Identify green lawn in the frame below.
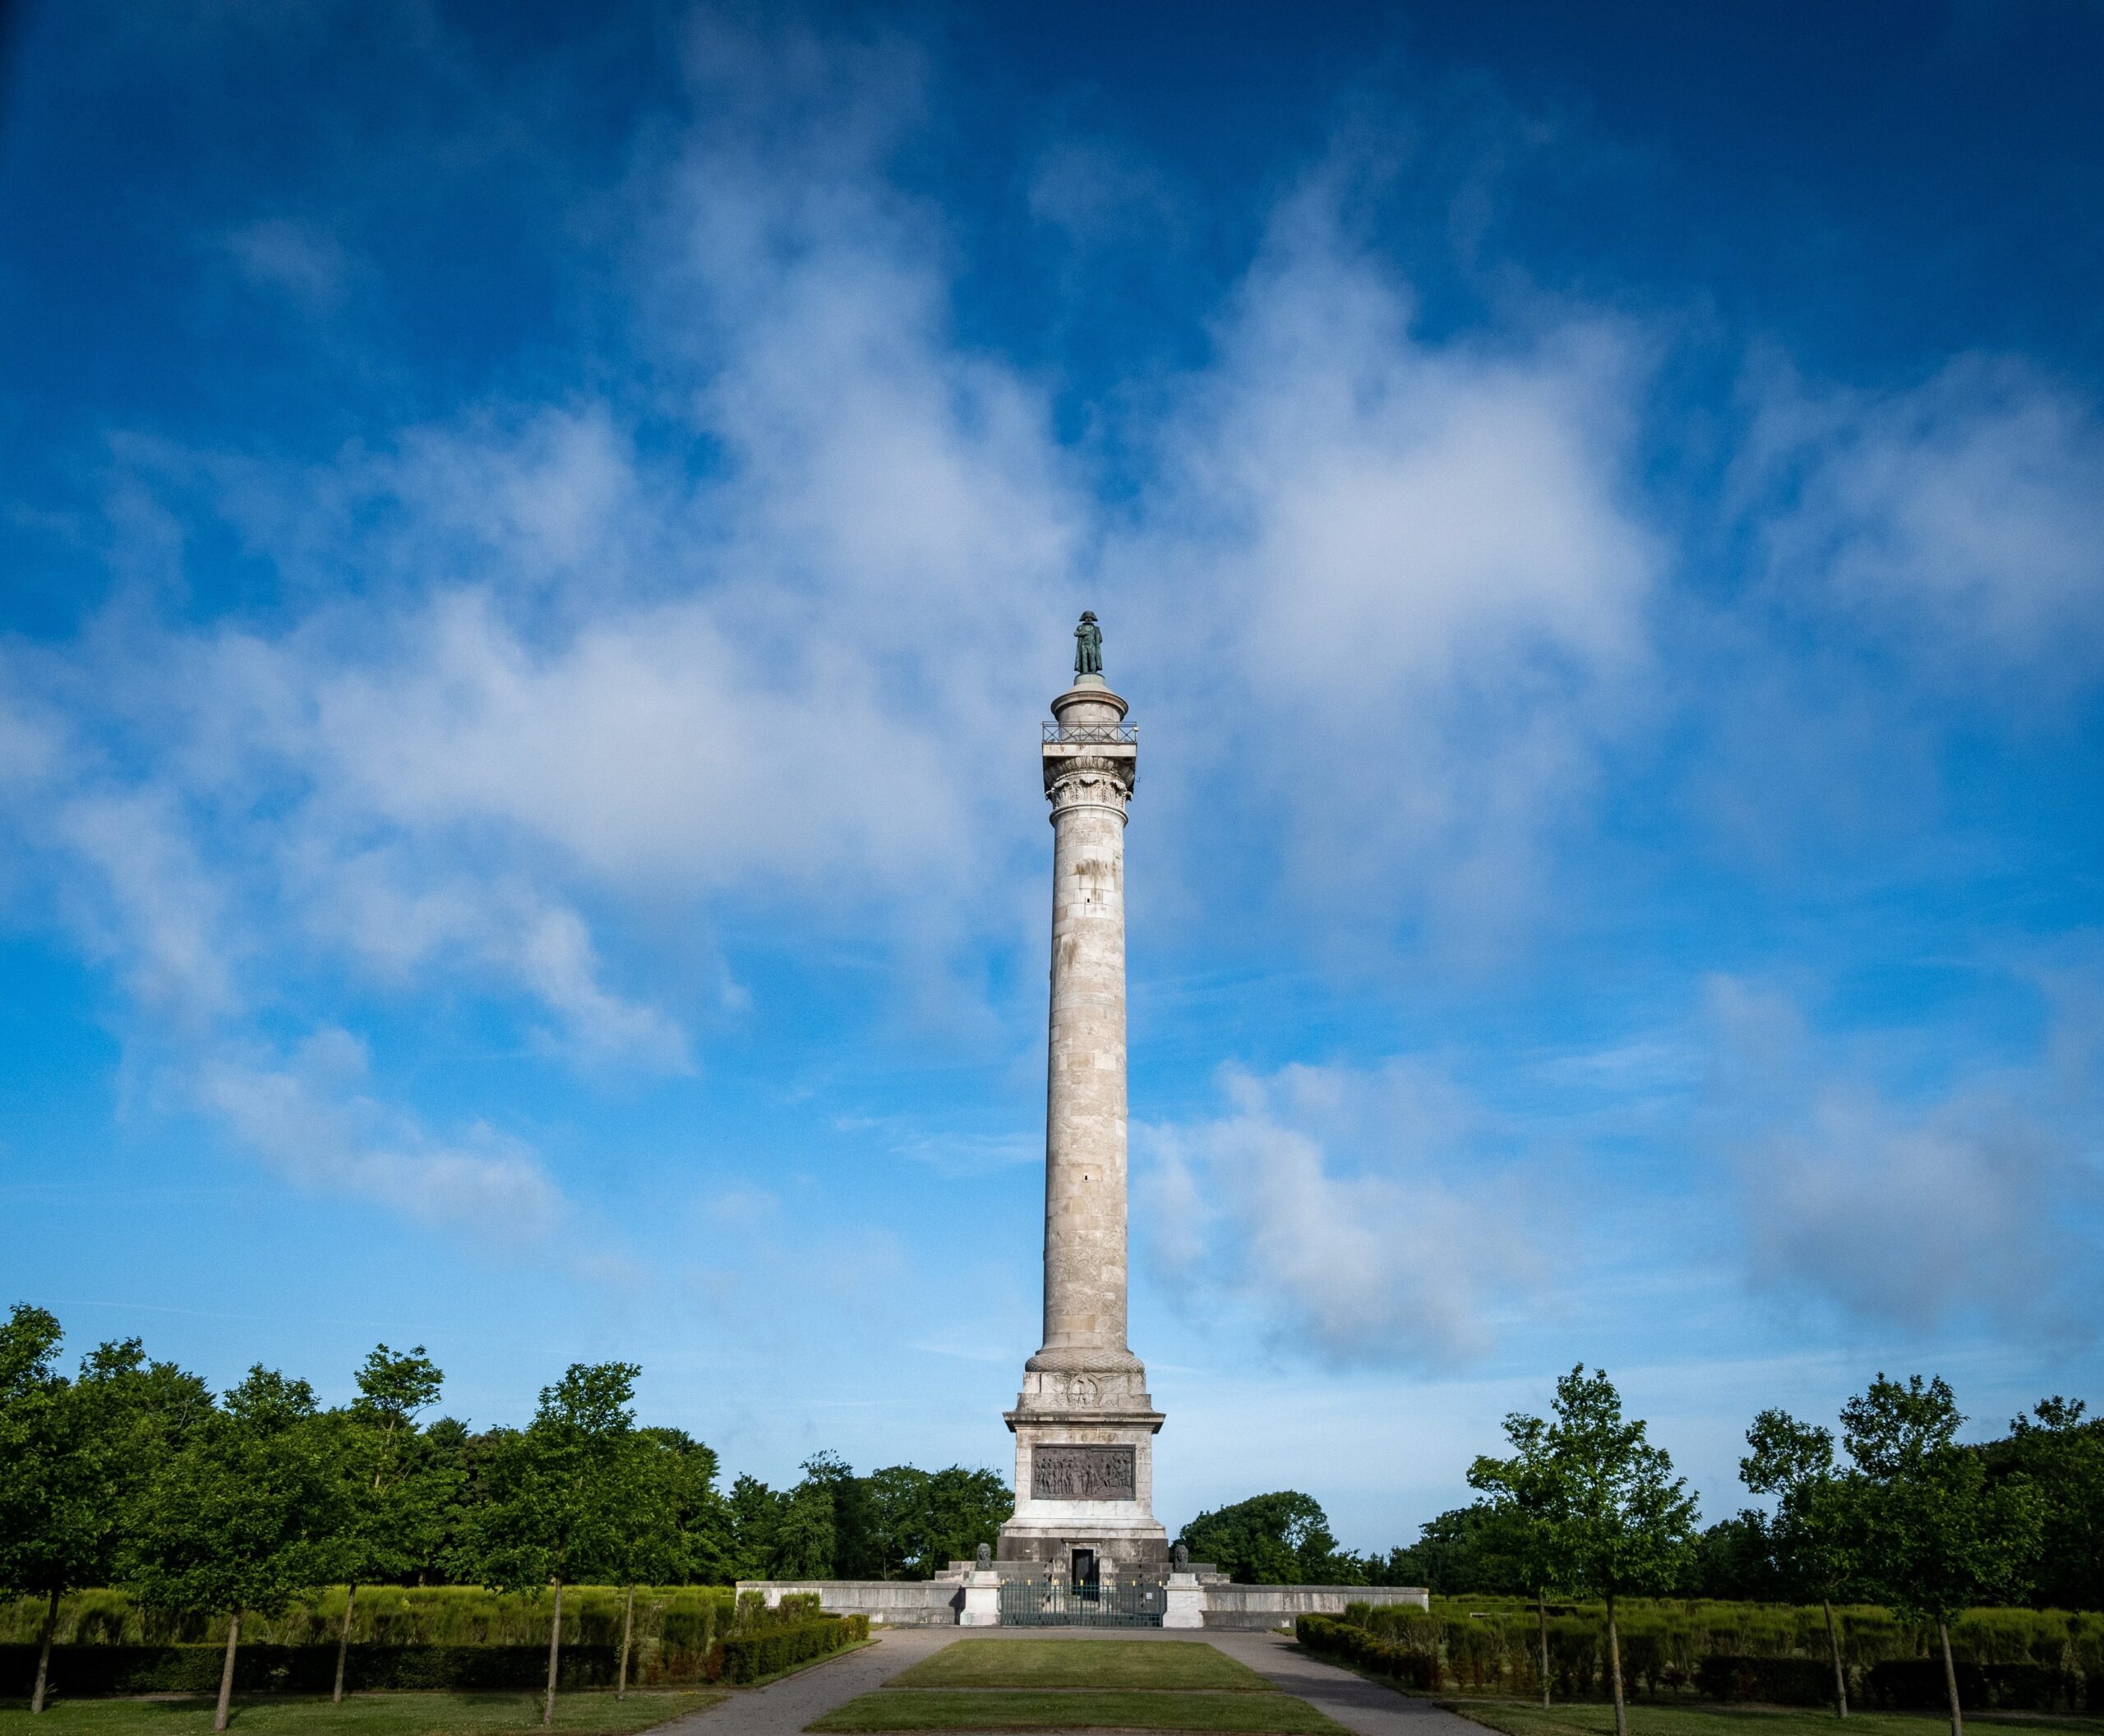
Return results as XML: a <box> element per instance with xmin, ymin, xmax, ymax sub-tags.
<box><xmin>886</xmin><ymin>1641</ymin><xmax>1276</xmax><ymax>1692</ymax></box>
<box><xmin>809</xmin><ymin>1689</ymin><xmax>1345</xmax><ymax>1734</ymax></box>
<box><xmin>1442</xmin><ymin>1701</ymin><xmax>2104</xmax><ymax>1736</ymax></box>
<box><xmin>0</xmin><ymin>1692</ymin><xmax>722</xmax><ymax>1736</ymax></box>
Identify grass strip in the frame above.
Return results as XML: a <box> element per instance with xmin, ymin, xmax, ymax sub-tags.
<box><xmin>0</xmin><ymin>1691</ymin><xmax>722</xmax><ymax>1736</ymax></box>
<box><xmin>888</xmin><ymin>1642</ymin><xmax>1276</xmax><ymax>1692</ymax></box>
<box><xmin>810</xmin><ymin>1689</ymin><xmax>1346</xmax><ymax>1733</ymax></box>
<box><xmin>1440</xmin><ymin>1701</ymin><xmax>2104</xmax><ymax>1736</ymax></box>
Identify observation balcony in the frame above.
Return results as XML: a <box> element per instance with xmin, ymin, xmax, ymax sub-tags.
<box><xmin>1043</xmin><ymin>723</ymin><xmax>1139</xmax><ymax>745</ymax></box>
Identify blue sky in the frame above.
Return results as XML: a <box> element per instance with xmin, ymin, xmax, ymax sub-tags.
<box><xmin>2</xmin><ymin>0</ymin><xmax>2102</xmax><ymax>1551</ymax></box>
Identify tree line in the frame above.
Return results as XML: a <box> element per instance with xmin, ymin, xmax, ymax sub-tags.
<box><xmin>1185</xmin><ymin>1367</ymin><xmax>2095</xmax><ymax>1736</ymax></box>
<box><xmin>0</xmin><ymin>1307</ymin><xmax>1008</xmax><ymax>1729</ymax></box>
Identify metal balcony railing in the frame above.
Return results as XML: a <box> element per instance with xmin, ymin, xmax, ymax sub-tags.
<box><xmin>1043</xmin><ymin>723</ymin><xmax>1138</xmax><ymax>745</ymax></box>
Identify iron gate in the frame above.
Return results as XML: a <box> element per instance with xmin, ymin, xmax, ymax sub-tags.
<box><xmin>998</xmin><ymin>1577</ymin><xmax>1167</xmax><ymax>1627</ymax></box>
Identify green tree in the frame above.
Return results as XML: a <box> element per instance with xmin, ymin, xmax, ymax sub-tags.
<box><xmin>1742</xmin><ymin>1408</ymin><xmax>1862</xmax><ymax>1718</ymax></box>
<box><xmin>1471</xmin><ymin>1412</ymin><xmax>1573</xmax><ymax>1709</ymax></box>
<box><xmin>1987</xmin><ymin>1397</ymin><xmax>2104</xmax><ymax>1611</ymax></box>
<box><xmin>325</xmin><ymin>1344</ymin><xmax>446</xmax><ymax>1703</ymax></box>
<box><xmin>1842</xmin><ymin>1374</ymin><xmax>2042</xmax><ymax>1736</ymax></box>
<box><xmin>725</xmin><ymin>1473</ymin><xmax>785</xmax><ymax>1581</ymax></box>
<box><xmin>1523</xmin><ymin>1366</ymin><xmax>1697</xmax><ymax>1736</ymax></box>
<box><xmin>1682</xmin><ymin>1511</ymin><xmax>1783</xmax><ymax>1600</ymax></box>
<box><xmin>1175</xmin><ymin>1491</ymin><xmax>1357</xmax><ymax>1585</ymax></box>
<box><xmin>786</xmin><ymin>1452</ymin><xmax>866</xmax><ymax>1577</ymax></box>
<box><xmin>467</xmin><ymin>1360</ymin><xmax>638</xmax><ymax>1728</ymax></box>
<box><xmin>925</xmin><ymin>1466</ymin><xmax>1014</xmax><ymax>1576</ymax></box>
<box><xmin>0</xmin><ymin>1305</ymin><xmax>81</xmax><ymax>1714</ymax></box>
<box><xmin>772</xmin><ymin>1467</ymin><xmax>839</xmax><ymax>1579</ymax></box>
<box><xmin>1382</xmin><ymin>1504</ymin><xmax>1533</xmax><ymax>1596</ymax></box>
<box><xmin>602</xmin><ymin>1428</ymin><xmax>730</xmax><ymax>1695</ymax></box>
<box><xmin>124</xmin><ymin>1366</ymin><xmax>340</xmax><ymax>1733</ymax></box>
<box><xmin>416</xmin><ymin>1415</ymin><xmax>482</xmax><ymax>1585</ymax></box>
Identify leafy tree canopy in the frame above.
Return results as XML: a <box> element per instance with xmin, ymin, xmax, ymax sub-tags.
<box><xmin>1177</xmin><ymin>1490</ymin><xmax>1360</xmax><ymax>1585</ymax></box>
<box><xmin>1842</xmin><ymin>1372</ymin><xmax>2041</xmax><ymax>1628</ymax></box>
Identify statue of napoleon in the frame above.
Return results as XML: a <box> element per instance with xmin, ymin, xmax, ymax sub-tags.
<box><xmin>1074</xmin><ymin>610</ymin><xmax>1103</xmax><ymax>676</ymax></box>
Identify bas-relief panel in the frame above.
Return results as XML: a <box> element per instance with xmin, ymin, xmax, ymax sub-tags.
<box><xmin>1031</xmin><ymin>1444</ymin><xmax>1137</xmax><ymax>1501</ymax></box>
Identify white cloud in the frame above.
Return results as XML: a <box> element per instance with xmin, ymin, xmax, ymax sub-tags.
<box><xmin>50</xmin><ymin>786</ymin><xmax>239</xmax><ymax>1023</ymax></box>
<box><xmin>2</xmin><ymin>27</ymin><xmax>1668</xmax><ymax>1264</ymax></box>
<box><xmin>1137</xmin><ymin>1060</ymin><xmax>1535</xmax><ymax>1367</ymax></box>
<box><xmin>1706</xmin><ymin>976</ymin><xmax>2104</xmax><ymax>1336</ymax></box>
<box><xmin>223</xmin><ymin>218</ymin><xmax>352</xmax><ymax>313</ymax></box>
<box><xmin>1742</xmin><ymin>353</ymin><xmax>2104</xmax><ymax>686</ymax></box>
<box><xmin>1119</xmin><ymin>181</ymin><xmax>1659</xmax><ymax>946</ymax></box>
<box><xmin>196</xmin><ymin>1029</ymin><xmax>563</xmax><ymax>1242</ymax></box>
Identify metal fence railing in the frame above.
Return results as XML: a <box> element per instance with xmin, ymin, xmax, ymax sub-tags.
<box><xmin>997</xmin><ymin>1577</ymin><xmax>1166</xmax><ymax>1627</ymax></box>
<box><xmin>1043</xmin><ymin>724</ymin><xmax>1139</xmax><ymax>745</ymax></box>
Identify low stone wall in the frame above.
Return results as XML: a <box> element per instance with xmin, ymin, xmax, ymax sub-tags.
<box><xmin>1201</xmin><ymin>1585</ymin><xmax>1429</xmax><ymax>1632</ymax></box>
<box><xmin>736</xmin><ymin>1577</ymin><xmax>1426</xmax><ymax>1630</ymax></box>
<box><xmin>736</xmin><ymin>1581</ymin><xmax>964</xmax><ymax>1628</ymax></box>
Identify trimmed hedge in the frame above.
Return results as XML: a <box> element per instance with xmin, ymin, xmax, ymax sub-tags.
<box><xmin>712</xmin><ymin>1614</ymin><xmax>867</xmax><ymax>1686</ymax></box>
<box><xmin>1865</xmin><ymin>1660</ymin><xmax>2083</xmax><ymax>1713</ymax></box>
<box><xmin>1322</xmin><ymin>1597</ymin><xmax>2104</xmax><ymax>1706</ymax></box>
<box><xmin>1296</xmin><ymin>1615</ymin><xmax>1438</xmax><ymax>1691</ymax></box>
<box><xmin>1695</xmin><ymin>1656</ymin><xmax>1842</xmax><ymax>1706</ymax></box>
<box><xmin>1308</xmin><ymin>1602</ymin><xmax>2104</xmax><ymax>1711</ymax></box>
<box><xmin>0</xmin><ymin>1643</ymin><xmax>651</xmax><ymax>1699</ymax></box>
<box><xmin>0</xmin><ymin>1586</ymin><xmax>738</xmax><ymax>1652</ymax></box>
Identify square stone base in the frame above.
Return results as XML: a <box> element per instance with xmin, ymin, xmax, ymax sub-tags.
<box><xmin>999</xmin><ymin>1392</ymin><xmax>1168</xmax><ymax>1576</ymax></box>
<box><xmin>997</xmin><ymin>1515</ymin><xmax>1178</xmax><ymax>1573</ymax></box>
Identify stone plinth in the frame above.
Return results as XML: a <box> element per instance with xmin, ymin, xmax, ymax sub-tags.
<box><xmin>1163</xmin><ymin>1567</ymin><xmax>1204</xmax><ymax>1629</ymax></box>
<box><xmin>960</xmin><ymin>1565</ymin><xmax>1002</xmax><ymax>1627</ymax></box>
<box><xmin>999</xmin><ymin>1385</ymin><xmax>1167</xmax><ymax>1570</ymax></box>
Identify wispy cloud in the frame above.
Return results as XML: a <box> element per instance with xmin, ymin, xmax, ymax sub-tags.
<box><xmin>1137</xmin><ymin>1060</ymin><xmax>1538</xmax><ymax>1367</ymax></box>
<box><xmin>1705</xmin><ymin>974</ymin><xmax>2104</xmax><ymax>1337</ymax></box>
<box><xmin>1118</xmin><ymin>171</ymin><xmax>1659</xmax><ymax>952</ymax></box>
<box><xmin>196</xmin><ymin>1029</ymin><xmax>563</xmax><ymax>1242</ymax></box>
<box><xmin>1739</xmin><ymin>352</ymin><xmax>2104</xmax><ymax>690</ymax></box>
<box><xmin>222</xmin><ymin>218</ymin><xmax>353</xmax><ymax>314</ymax></box>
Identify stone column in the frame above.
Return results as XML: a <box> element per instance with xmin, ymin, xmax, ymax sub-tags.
<box><xmin>998</xmin><ymin>632</ymin><xmax>1167</xmax><ymax>1574</ymax></box>
<box><xmin>1039</xmin><ymin>673</ymin><xmax>1138</xmax><ymax>1367</ymax></box>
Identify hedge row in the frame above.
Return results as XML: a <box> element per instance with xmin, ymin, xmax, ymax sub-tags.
<box><xmin>2</xmin><ymin>1618</ymin><xmax>878</xmax><ymax>1701</ymax></box>
<box><xmin>1693</xmin><ymin>1657</ymin><xmax>2097</xmax><ymax>1713</ymax></box>
<box><xmin>1861</xmin><ymin>1660</ymin><xmax>2098</xmax><ymax>1714</ymax></box>
<box><xmin>0</xmin><ymin>1644</ymin><xmax>667</xmax><ymax>1699</ymax></box>
<box><xmin>1409</xmin><ymin>1595</ymin><xmax>2104</xmax><ymax>1675</ymax></box>
<box><xmin>1691</xmin><ymin>1656</ymin><xmax>1841</xmax><ymax>1706</ymax></box>
<box><xmin>0</xmin><ymin>1586</ymin><xmax>740</xmax><ymax>1651</ymax></box>
<box><xmin>712</xmin><ymin>1614</ymin><xmax>868</xmax><ymax>1686</ymax></box>
<box><xmin>1300</xmin><ymin>1612</ymin><xmax>2104</xmax><ymax>1712</ymax></box>
<box><xmin>1295</xmin><ymin>1616</ymin><xmax>1438</xmax><ymax>1691</ymax></box>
